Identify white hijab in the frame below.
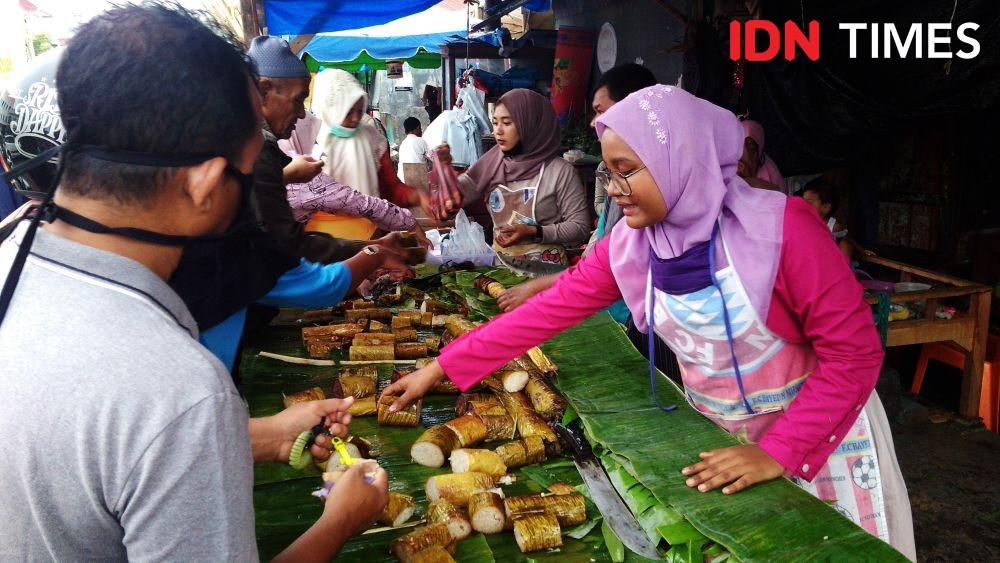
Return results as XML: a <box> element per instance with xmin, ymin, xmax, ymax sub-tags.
<box><xmin>312</xmin><ymin>69</ymin><xmax>383</xmax><ymax>197</ymax></box>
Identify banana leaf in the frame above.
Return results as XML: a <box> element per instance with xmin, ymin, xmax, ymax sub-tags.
<box><xmin>540</xmin><ymin>314</ymin><xmax>907</xmax><ymax>562</ymax></box>
<box><xmin>241</xmin><ymin>320</ymin><xmax>615</xmax><ymax>561</ymax></box>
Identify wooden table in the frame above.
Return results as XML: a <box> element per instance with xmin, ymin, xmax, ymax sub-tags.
<box><xmin>861</xmin><ymin>255</ymin><xmax>993</xmax><ymax>419</ymax></box>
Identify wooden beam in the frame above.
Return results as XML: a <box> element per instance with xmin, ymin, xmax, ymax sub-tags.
<box><xmin>859</xmin><ymin>255</ymin><xmax>984</xmax><ymax>287</ymax></box>
<box><xmin>864</xmin><ymin>285</ymin><xmax>992</xmax><ymax>306</ymax></box>
<box><xmin>960</xmin><ymin>290</ymin><xmax>992</xmax><ymax>419</ymax></box>
<box><xmin>884</xmin><ymin>317</ymin><xmax>974</xmax><ymax>349</ymax></box>
<box><xmin>239</xmin><ymin>0</ymin><xmax>257</xmax><ymax>45</ymax></box>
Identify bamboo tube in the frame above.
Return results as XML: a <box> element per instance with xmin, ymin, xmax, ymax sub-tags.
<box><xmin>548</xmin><ymin>482</ymin><xmax>577</xmax><ymax>495</ymax></box>
<box><xmin>524</xmin><ymin>374</ymin><xmax>567</xmax><ymax>421</ymax></box>
<box><xmin>414</xmin><ymin>357</ymin><xmax>434</xmax><ymax>369</ymax></box>
<box><xmin>421</xmin><ymin>299</ymin><xmax>454</xmax><ymax>314</ymax></box>
<box><xmin>469</xmin><ymin>491</ymin><xmax>506</xmax><ymax>535</ymax></box>
<box><xmin>486</xmin><ymin>383</ymin><xmax>558</xmax><ymax>444</ymax></box>
<box><xmin>512</xmin><ymin>513</ymin><xmax>562</xmax><ymax>552</ymax></box>
<box><xmin>377</xmin><ymin>492</ymin><xmax>416</xmax><ymax>527</ymax></box>
<box><xmin>395</xmin><ymin>309</ymin><xmax>423</xmax><ymax>324</ymax></box>
<box><xmin>423</xmin><ymin>335</ymin><xmax>441</xmax><ymax>353</ymax></box>
<box><xmin>474</xmin><ymin>276</ymin><xmax>506</xmax><ymax>299</ymax></box>
<box><xmin>301</xmin><ymin>308</ymin><xmax>335</xmax><ymax>323</ymax></box>
<box><xmin>346</xmin><ymin>308</ymin><xmax>392</xmax><ymax>321</ymax></box>
<box><xmin>478</xmin><ymin>413</ymin><xmax>516</xmax><ymax>441</ymax></box>
<box><xmin>353</xmin><ymin>332</ymin><xmax>396</xmax><ymax>346</ymax></box>
<box><xmin>343</xmin><ymin>366</ymin><xmax>378</xmax><ymax>380</ymax></box>
<box><xmin>350</xmin><ymin>299</ymin><xmax>375</xmax><ymax>309</ymax></box>
<box><xmin>393</xmin><ymin>370</ymin><xmax>460</xmax><ymax>394</ymax></box>
<box><xmin>444</xmin><ymin>315</ymin><xmax>478</xmax><ymax>338</ymax></box>
<box><xmin>494</xmin><ymin>436</ymin><xmax>547</xmax><ymax>468</ymax></box>
<box><xmin>331</xmin><ymin>374</ymin><xmax>377</xmax><ymax>399</ymax></box>
<box><xmin>427</xmin><ymin>499</ymin><xmax>472</xmax><ymax>541</ymax></box>
<box><xmin>395</xmin><ymin>342</ymin><xmax>429</xmax><ymax>359</ymax></box>
<box><xmin>393</xmin><ymin>327</ymin><xmax>419</xmax><ymax>343</ymax></box>
<box><xmin>369</xmin><ymin>319</ymin><xmax>387</xmax><ymax>332</ymax></box>
<box><xmin>350</xmin><ymin>344</ymin><xmax>395</xmax><ymax>361</ymax></box>
<box><xmin>431</xmin><ymin>314</ymin><xmax>450</xmax><ymax>327</ymax></box>
<box><xmin>424</xmin><ymin>472</ymin><xmax>496</xmax><ymax>507</ymax></box>
<box><xmin>443</xmin><ymin>414</ymin><xmax>488</xmax><ymax>447</ymax></box>
<box><xmin>301</xmin><ymin>323</ymin><xmax>363</xmax><ymax>342</ymax></box>
<box><xmin>377</xmin><ymin>395</ymin><xmax>421</xmax><ymax>427</ymax></box>
<box><xmin>390</xmin><ymin>523</ymin><xmax>453</xmax><ymax>563</ymax></box>
<box><xmin>305</xmin><ymin>340</ymin><xmax>338</xmax><ymax>359</ymax></box>
<box><xmin>497</xmin><ymin>370</ymin><xmax>529</xmax><ymax>392</ymax></box>
<box><xmin>411</xmin><ymin>425</ymin><xmax>458</xmax><ymax>468</ymax></box>
<box><xmin>449</xmin><ymin>448</ymin><xmax>507</xmax><ymax>476</ymax></box>
<box><xmin>282</xmin><ymin>387</ymin><xmax>325</xmax><ymax>408</ymax></box>
<box><xmin>505</xmin><ymin>493</ymin><xmax>587</xmax><ymax>526</ymax></box>
<box><xmin>420</xmin><ymin>312</ymin><xmax>435</xmax><ymax>327</ymax></box>
<box><xmin>408</xmin><ymin>545</ymin><xmax>455</xmax><ymax>563</ymax></box>
<box><xmin>526</xmin><ymin>346</ymin><xmax>558</xmax><ymax>374</ymax></box>
<box><xmin>455</xmin><ymin>394</ymin><xmax>503</xmax><ymax>416</ymax></box>
<box><xmin>391</xmin><ymin>316</ymin><xmax>413</xmax><ymax>330</ymax></box>
<box><xmin>347</xmin><ymin>396</ymin><xmax>377</xmax><ymax>417</ymax></box>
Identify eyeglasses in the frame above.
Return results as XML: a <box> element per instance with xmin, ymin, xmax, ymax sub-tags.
<box><xmin>596</xmin><ymin>165</ymin><xmax>647</xmax><ymax>196</ymax></box>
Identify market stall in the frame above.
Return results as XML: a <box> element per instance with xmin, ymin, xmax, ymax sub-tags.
<box><xmin>241</xmin><ymin>266</ymin><xmax>908</xmax><ymax>562</ymax></box>
<box><xmin>861</xmin><ymin>255</ymin><xmax>993</xmax><ymax>420</ymax></box>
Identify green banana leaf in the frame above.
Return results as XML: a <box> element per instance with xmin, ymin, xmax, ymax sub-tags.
<box><xmin>241</xmin><ymin>321</ymin><xmax>614</xmax><ymax>561</ymax></box>
<box><xmin>540</xmin><ymin>314</ymin><xmax>907</xmax><ymax>562</ymax></box>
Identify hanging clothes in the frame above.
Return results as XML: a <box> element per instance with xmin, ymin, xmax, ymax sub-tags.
<box><xmin>422</xmin><ymin>84</ymin><xmax>491</xmax><ymax>167</ymax></box>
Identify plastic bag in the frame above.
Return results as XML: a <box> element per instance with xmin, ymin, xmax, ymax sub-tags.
<box><xmin>426</xmin><ymin>210</ymin><xmax>496</xmax><ymax>267</ymax></box>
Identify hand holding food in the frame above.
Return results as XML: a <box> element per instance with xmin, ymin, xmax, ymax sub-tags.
<box><xmin>381</xmin><ymin>360</ymin><xmax>448</xmax><ymax>413</ymax></box>
<box><xmin>284</xmin><ymin>154</ymin><xmax>325</xmax><ymax>184</ymax></box>
<box><xmin>494</xmin><ymin>224</ymin><xmax>536</xmax><ymax>247</ymax></box>
<box><xmin>320</xmin><ymin>460</ymin><xmax>389</xmax><ymax>536</ymax></box>
<box><xmin>251</xmin><ymin>397</ymin><xmax>355</xmax><ymax>464</ymax></box>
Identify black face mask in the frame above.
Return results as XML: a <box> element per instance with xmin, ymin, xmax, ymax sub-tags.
<box><xmin>0</xmin><ymin>141</ymin><xmax>296</xmax><ymax>331</ymax></box>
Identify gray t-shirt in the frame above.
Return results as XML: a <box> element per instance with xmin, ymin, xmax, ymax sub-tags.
<box><xmin>0</xmin><ymin>224</ymin><xmax>257</xmax><ymax>561</ymax></box>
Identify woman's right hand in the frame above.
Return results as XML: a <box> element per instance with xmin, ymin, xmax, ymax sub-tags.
<box><xmin>380</xmin><ymin>360</ymin><xmax>447</xmax><ymax>412</ymax></box>
<box><xmin>497</xmin><ymin>276</ymin><xmax>553</xmax><ymax>312</ymax></box>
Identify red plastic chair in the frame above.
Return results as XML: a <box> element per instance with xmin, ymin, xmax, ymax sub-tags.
<box><xmin>911</xmin><ymin>334</ymin><xmax>999</xmax><ymax>432</ymax></box>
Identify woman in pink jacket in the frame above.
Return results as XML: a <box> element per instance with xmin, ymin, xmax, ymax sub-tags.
<box><xmin>383</xmin><ymin>86</ymin><xmax>915</xmax><ymax>558</ymax></box>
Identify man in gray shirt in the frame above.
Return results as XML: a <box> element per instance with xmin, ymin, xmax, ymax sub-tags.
<box><xmin>0</xmin><ymin>5</ymin><xmax>386</xmax><ymax>560</ymax></box>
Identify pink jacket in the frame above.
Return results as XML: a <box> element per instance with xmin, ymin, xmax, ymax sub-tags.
<box><xmin>438</xmin><ymin>199</ymin><xmax>883</xmax><ymax>481</ymax></box>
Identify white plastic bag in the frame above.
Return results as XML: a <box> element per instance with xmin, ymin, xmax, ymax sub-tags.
<box><xmin>426</xmin><ymin>210</ymin><xmax>496</xmax><ymax>267</ymax></box>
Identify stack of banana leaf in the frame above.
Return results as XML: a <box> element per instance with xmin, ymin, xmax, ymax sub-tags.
<box><xmin>242</xmin><ymin>268</ymin><xmax>907</xmax><ymax>561</ymax></box>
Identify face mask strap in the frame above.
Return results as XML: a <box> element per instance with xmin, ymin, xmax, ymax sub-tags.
<box><xmin>0</xmin><ymin>131</ymin><xmax>229</xmax><ymax>328</ymax></box>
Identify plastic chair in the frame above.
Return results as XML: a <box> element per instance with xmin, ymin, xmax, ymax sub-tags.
<box><xmin>911</xmin><ymin>334</ymin><xmax>999</xmax><ymax>432</ymax></box>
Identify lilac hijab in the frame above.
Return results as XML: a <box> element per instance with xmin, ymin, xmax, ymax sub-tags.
<box><xmin>595</xmin><ymin>85</ymin><xmax>787</xmax><ymax>332</ymax></box>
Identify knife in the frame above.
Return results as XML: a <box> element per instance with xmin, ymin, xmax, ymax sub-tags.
<box><xmin>554</xmin><ymin>421</ymin><xmax>662</xmax><ymax>560</ymax></box>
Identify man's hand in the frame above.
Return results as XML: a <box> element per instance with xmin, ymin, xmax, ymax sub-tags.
<box><xmin>495</xmin><ymin>224</ymin><xmax>537</xmax><ymax>247</ymax></box>
<box><xmin>497</xmin><ymin>275</ymin><xmax>556</xmax><ymax>312</ymax></box>
<box><xmin>373</xmin><ymin>231</ymin><xmax>406</xmax><ymax>254</ymax></box>
<box><xmin>681</xmin><ymin>444</ymin><xmax>785</xmax><ymax>494</ymax></box>
<box><xmin>380</xmin><ymin>360</ymin><xmax>447</xmax><ymax>412</ymax></box>
<box><xmin>249</xmin><ymin>398</ymin><xmax>354</xmax><ymax>464</ymax></box>
<box><xmin>284</xmin><ymin>155</ymin><xmax>325</xmax><ymax>184</ymax></box>
<box><xmin>321</xmin><ymin>460</ymin><xmax>389</xmax><ymax>536</ymax></box>
<box><xmin>272</xmin><ymin>460</ymin><xmax>388</xmax><ymax>562</ymax></box>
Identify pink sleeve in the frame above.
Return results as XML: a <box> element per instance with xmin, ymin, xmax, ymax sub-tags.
<box><xmin>438</xmin><ymin>237</ymin><xmax>623</xmax><ymax>391</ymax></box>
<box><xmin>288</xmin><ymin>173</ymin><xmax>417</xmax><ymax>232</ymax></box>
<box><xmin>758</xmin><ymin>198</ymin><xmax>883</xmax><ymax>481</ymax></box>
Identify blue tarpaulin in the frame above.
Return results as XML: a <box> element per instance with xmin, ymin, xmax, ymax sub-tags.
<box><xmin>302</xmin><ymin>31</ymin><xmax>463</xmax><ymax>63</ymax></box>
<box><xmin>264</xmin><ymin>0</ymin><xmax>551</xmax><ymax>36</ymax></box>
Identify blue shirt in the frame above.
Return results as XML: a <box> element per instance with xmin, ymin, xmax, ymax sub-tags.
<box><xmin>199</xmin><ymin>259</ymin><xmax>352</xmax><ymax>371</ymax></box>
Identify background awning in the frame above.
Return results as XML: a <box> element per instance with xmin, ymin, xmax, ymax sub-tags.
<box><xmin>264</xmin><ymin>0</ymin><xmax>551</xmax><ymax>36</ymax></box>
<box><xmin>303</xmin><ymin>49</ymin><xmax>441</xmax><ymax>73</ymax></box>
<box><xmin>294</xmin><ymin>1</ymin><xmax>472</xmax><ymax>65</ymax></box>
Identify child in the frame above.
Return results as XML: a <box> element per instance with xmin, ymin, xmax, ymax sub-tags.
<box><xmin>800</xmin><ymin>178</ymin><xmax>875</xmax><ymax>260</ymax></box>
